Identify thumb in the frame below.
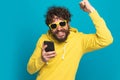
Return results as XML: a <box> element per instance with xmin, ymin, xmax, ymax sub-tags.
<box><xmin>42</xmin><ymin>44</ymin><xmax>48</xmax><ymax>51</ymax></box>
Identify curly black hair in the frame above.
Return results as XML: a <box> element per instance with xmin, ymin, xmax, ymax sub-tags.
<box><xmin>45</xmin><ymin>6</ymin><xmax>71</xmax><ymax>26</ymax></box>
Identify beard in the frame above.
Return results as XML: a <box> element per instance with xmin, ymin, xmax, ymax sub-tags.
<box><xmin>51</xmin><ymin>28</ymin><xmax>70</xmax><ymax>42</ymax></box>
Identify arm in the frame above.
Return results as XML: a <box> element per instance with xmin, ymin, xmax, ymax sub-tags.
<box><xmin>27</xmin><ymin>36</ymin><xmax>56</xmax><ymax>74</ymax></box>
<box><xmin>27</xmin><ymin>38</ymin><xmax>45</xmax><ymax>74</ymax></box>
<box><xmin>79</xmin><ymin>0</ymin><xmax>113</xmax><ymax>53</ymax></box>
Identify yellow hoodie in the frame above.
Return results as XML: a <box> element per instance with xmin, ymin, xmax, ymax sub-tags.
<box><xmin>27</xmin><ymin>11</ymin><xmax>113</xmax><ymax>80</ymax></box>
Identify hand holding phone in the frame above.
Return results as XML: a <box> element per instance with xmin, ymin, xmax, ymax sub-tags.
<box><xmin>41</xmin><ymin>41</ymin><xmax>56</xmax><ymax>62</ymax></box>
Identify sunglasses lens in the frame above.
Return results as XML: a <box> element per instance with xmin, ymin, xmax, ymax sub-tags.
<box><xmin>49</xmin><ymin>20</ymin><xmax>66</xmax><ymax>30</ymax></box>
<box><xmin>59</xmin><ymin>21</ymin><xmax>66</xmax><ymax>27</ymax></box>
<box><xmin>50</xmin><ymin>24</ymin><xmax>57</xmax><ymax>29</ymax></box>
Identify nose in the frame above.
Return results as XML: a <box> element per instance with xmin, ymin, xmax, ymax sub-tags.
<box><xmin>56</xmin><ymin>25</ymin><xmax>62</xmax><ymax>31</ymax></box>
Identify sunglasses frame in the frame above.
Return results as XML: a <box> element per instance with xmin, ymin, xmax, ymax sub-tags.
<box><xmin>49</xmin><ymin>20</ymin><xmax>67</xmax><ymax>30</ymax></box>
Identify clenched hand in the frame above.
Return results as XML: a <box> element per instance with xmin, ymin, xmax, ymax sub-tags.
<box><xmin>79</xmin><ymin>0</ymin><xmax>95</xmax><ymax>13</ymax></box>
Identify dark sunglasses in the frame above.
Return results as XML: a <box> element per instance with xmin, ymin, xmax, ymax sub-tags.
<box><xmin>49</xmin><ymin>20</ymin><xmax>67</xmax><ymax>30</ymax></box>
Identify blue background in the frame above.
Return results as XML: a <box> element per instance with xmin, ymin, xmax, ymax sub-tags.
<box><xmin>0</xmin><ymin>0</ymin><xmax>120</xmax><ymax>80</ymax></box>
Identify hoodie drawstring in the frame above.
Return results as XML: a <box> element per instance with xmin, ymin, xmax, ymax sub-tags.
<box><xmin>62</xmin><ymin>43</ymin><xmax>67</xmax><ymax>60</ymax></box>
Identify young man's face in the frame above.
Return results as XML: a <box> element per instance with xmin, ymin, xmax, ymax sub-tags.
<box><xmin>49</xmin><ymin>17</ymin><xmax>70</xmax><ymax>42</ymax></box>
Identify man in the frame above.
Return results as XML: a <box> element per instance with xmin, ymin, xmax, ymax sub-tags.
<box><xmin>27</xmin><ymin>0</ymin><xmax>113</xmax><ymax>80</ymax></box>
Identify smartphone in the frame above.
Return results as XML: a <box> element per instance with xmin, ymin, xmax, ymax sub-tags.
<box><xmin>44</xmin><ymin>41</ymin><xmax>55</xmax><ymax>52</ymax></box>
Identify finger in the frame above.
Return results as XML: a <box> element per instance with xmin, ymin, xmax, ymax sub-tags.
<box><xmin>46</xmin><ymin>51</ymin><xmax>56</xmax><ymax>55</ymax></box>
<box><xmin>43</xmin><ymin>51</ymin><xmax>56</xmax><ymax>58</ymax></box>
<box><xmin>80</xmin><ymin>2</ymin><xmax>86</xmax><ymax>9</ymax></box>
<box><xmin>46</xmin><ymin>53</ymin><xmax>56</xmax><ymax>58</ymax></box>
<box><xmin>42</xmin><ymin>44</ymin><xmax>47</xmax><ymax>51</ymax></box>
<box><xmin>80</xmin><ymin>2</ymin><xmax>84</xmax><ymax>7</ymax></box>
<box><xmin>42</xmin><ymin>52</ymin><xmax>56</xmax><ymax>62</ymax></box>
<box><xmin>45</xmin><ymin>51</ymin><xmax>56</xmax><ymax>57</ymax></box>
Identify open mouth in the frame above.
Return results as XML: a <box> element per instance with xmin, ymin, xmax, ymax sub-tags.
<box><xmin>56</xmin><ymin>31</ymin><xmax>65</xmax><ymax>38</ymax></box>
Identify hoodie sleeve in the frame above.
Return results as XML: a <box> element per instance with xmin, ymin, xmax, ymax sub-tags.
<box><xmin>27</xmin><ymin>37</ymin><xmax>45</xmax><ymax>74</ymax></box>
<box><xmin>82</xmin><ymin>10</ymin><xmax>113</xmax><ymax>53</ymax></box>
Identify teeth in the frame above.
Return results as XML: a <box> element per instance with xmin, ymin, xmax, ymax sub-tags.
<box><xmin>57</xmin><ymin>32</ymin><xmax>65</xmax><ymax>37</ymax></box>
<box><xmin>58</xmin><ymin>31</ymin><xmax>62</xmax><ymax>34</ymax></box>
<box><xmin>58</xmin><ymin>32</ymin><xmax>63</xmax><ymax>35</ymax></box>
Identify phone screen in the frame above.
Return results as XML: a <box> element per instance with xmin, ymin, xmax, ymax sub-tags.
<box><xmin>44</xmin><ymin>41</ymin><xmax>55</xmax><ymax>52</ymax></box>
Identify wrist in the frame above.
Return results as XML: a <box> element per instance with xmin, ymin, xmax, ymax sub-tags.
<box><xmin>89</xmin><ymin>7</ymin><xmax>95</xmax><ymax>13</ymax></box>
